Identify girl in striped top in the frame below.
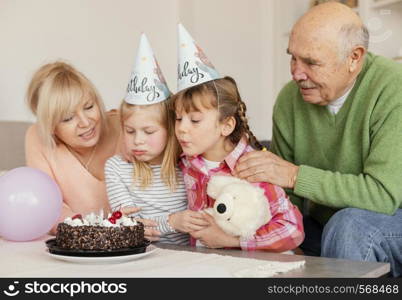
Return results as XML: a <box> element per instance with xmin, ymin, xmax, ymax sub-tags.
<box><xmin>105</xmin><ymin>98</ymin><xmax>210</xmax><ymax>245</ymax></box>
<box><xmin>105</xmin><ymin>34</ymin><xmax>209</xmax><ymax>245</ymax></box>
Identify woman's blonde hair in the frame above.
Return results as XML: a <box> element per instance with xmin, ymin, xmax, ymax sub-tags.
<box><xmin>26</xmin><ymin>61</ymin><xmax>107</xmax><ymax>148</ymax></box>
<box><xmin>120</xmin><ymin>99</ymin><xmax>180</xmax><ymax>191</ymax></box>
<box><xmin>172</xmin><ymin>76</ymin><xmax>262</xmax><ymax>150</ymax></box>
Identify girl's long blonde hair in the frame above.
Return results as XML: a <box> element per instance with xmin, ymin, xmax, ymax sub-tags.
<box><xmin>26</xmin><ymin>61</ymin><xmax>107</xmax><ymax>148</ymax></box>
<box><xmin>172</xmin><ymin>76</ymin><xmax>262</xmax><ymax>150</ymax></box>
<box><xmin>120</xmin><ymin>99</ymin><xmax>180</xmax><ymax>191</ymax></box>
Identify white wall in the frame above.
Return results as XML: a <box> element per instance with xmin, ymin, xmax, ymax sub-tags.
<box><xmin>0</xmin><ymin>0</ymin><xmax>180</xmax><ymax>122</ymax></box>
<box><xmin>272</xmin><ymin>0</ymin><xmax>311</xmax><ymax>96</ymax></box>
<box><xmin>178</xmin><ymin>0</ymin><xmax>276</xmax><ymax>140</ymax></box>
<box><xmin>363</xmin><ymin>2</ymin><xmax>402</xmax><ymax>59</ymax></box>
<box><xmin>3</xmin><ymin>1</ymin><xmax>399</xmax><ymax>141</ymax></box>
<box><xmin>0</xmin><ymin>0</ymin><xmax>277</xmax><ymax>140</ymax></box>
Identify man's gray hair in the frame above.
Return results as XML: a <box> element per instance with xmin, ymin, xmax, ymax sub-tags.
<box><xmin>338</xmin><ymin>23</ymin><xmax>370</xmax><ymax>61</ymax></box>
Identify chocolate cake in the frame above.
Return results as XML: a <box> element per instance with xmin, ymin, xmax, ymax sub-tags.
<box><xmin>55</xmin><ymin>212</ymin><xmax>145</xmax><ymax>250</ymax></box>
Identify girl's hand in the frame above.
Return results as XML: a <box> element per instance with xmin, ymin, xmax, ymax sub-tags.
<box><xmin>136</xmin><ymin>218</ymin><xmax>161</xmax><ymax>242</ymax></box>
<box><xmin>120</xmin><ymin>206</ymin><xmax>141</xmax><ymax>216</ymax></box>
<box><xmin>190</xmin><ymin>213</ymin><xmax>240</xmax><ymax>248</ymax></box>
<box><xmin>120</xmin><ymin>207</ymin><xmax>161</xmax><ymax>241</ymax></box>
<box><xmin>168</xmin><ymin>209</ymin><xmax>210</xmax><ymax>233</ymax></box>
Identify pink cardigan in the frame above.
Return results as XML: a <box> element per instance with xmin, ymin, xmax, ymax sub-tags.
<box><xmin>25</xmin><ymin>112</ymin><xmax>121</xmax><ymax>233</ymax></box>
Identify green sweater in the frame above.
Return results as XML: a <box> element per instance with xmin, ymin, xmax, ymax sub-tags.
<box><xmin>271</xmin><ymin>53</ymin><xmax>402</xmax><ymax>225</ymax></box>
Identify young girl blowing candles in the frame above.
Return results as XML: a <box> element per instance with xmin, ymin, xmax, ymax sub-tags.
<box><xmin>172</xmin><ymin>24</ymin><xmax>304</xmax><ymax>251</ymax></box>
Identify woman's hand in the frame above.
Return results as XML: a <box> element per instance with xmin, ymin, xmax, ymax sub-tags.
<box><xmin>168</xmin><ymin>209</ymin><xmax>210</xmax><ymax>233</ymax></box>
<box><xmin>190</xmin><ymin>213</ymin><xmax>240</xmax><ymax>248</ymax></box>
<box><xmin>234</xmin><ymin>150</ymin><xmax>299</xmax><ymax>189</ymax></box>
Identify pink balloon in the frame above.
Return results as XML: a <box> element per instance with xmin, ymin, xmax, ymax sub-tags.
<box><xmin>0</xmin><ymin>167</ymin><xmax>62</xmax><ymax>241</ymax></box>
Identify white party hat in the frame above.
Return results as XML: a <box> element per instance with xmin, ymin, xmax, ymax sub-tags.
<box><xmin>177</xmin><ymin>23</ymin><xmax>221</xmax><ymax>92</ymax></box>
<box><xmin>125</xmin><ymin>33</ymin><xmax>171</xmax><ymax>105</ymax></box>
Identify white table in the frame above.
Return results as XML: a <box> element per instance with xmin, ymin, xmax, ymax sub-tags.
<box><xmin>0</xmin><ymin>235</ymin><xmax>390</xmax><ymax>278</ymax></box>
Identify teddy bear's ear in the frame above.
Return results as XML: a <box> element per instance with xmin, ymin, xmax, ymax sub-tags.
<box><xmin>207</xmin><ymin>176</ymin><xmax>242</xmax><ymax>199</ymax></box>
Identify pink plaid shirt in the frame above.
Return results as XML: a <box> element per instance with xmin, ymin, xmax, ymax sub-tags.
<box><xmin>179</xmin><ymin>137</ymin><xmax>304</xmax><ymax>251</ymax></box>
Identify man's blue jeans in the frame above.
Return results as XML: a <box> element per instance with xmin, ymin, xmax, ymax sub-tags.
<box><xmin>322</xmin><ymin>208</ymin><xmax>402</xmax><ymax>277</ymax></box>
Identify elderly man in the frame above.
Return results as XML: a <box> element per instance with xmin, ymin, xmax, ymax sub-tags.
<box><xmin>235</xmin><ymin>2</ymin><xmax>402</xmax><ymax>277</ymax></box>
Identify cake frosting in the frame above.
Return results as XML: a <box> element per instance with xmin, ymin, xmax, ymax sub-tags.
<box><xmin>63</xmin><ymin>212</ymin><xmax>138</xmax><ymax>227</ymax></box>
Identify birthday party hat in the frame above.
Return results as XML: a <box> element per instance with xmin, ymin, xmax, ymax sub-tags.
<box><xmin>125</xmin><ymin>33</ymin><xmax>171</xmax><ymax>105</ymax></box>
<box><xmin>177</xmin><ymin>23</ymin><xmax>221</xmax><ymax>92</ymax></box>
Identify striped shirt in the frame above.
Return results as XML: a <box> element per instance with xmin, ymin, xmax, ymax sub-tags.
<box><xmin>105</xmin><ymin>155</ymin><xmax>189</xmax><ymax>245</ymax></box>
<box><xmin>179</xmin><ymin>137</ymin><xmax>304</xmax><ymax>251</ymax></box>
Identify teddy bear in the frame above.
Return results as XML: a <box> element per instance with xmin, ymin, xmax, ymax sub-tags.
<box><xmin>205</xmin><ymin>175</ymin><xmax>272</xmax><ymax>239</ymax></box>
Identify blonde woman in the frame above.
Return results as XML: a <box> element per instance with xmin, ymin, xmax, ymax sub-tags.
<box><xmin>25</xmin><ymin>61</ymin><xmax>144</xmax><ymax>234</ymax></box>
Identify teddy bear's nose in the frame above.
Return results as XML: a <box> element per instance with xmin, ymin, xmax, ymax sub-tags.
<box><xmin>217</xmin><ymin>203</ymin><xmax>226</xmax><ymax>214</ymax></box>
